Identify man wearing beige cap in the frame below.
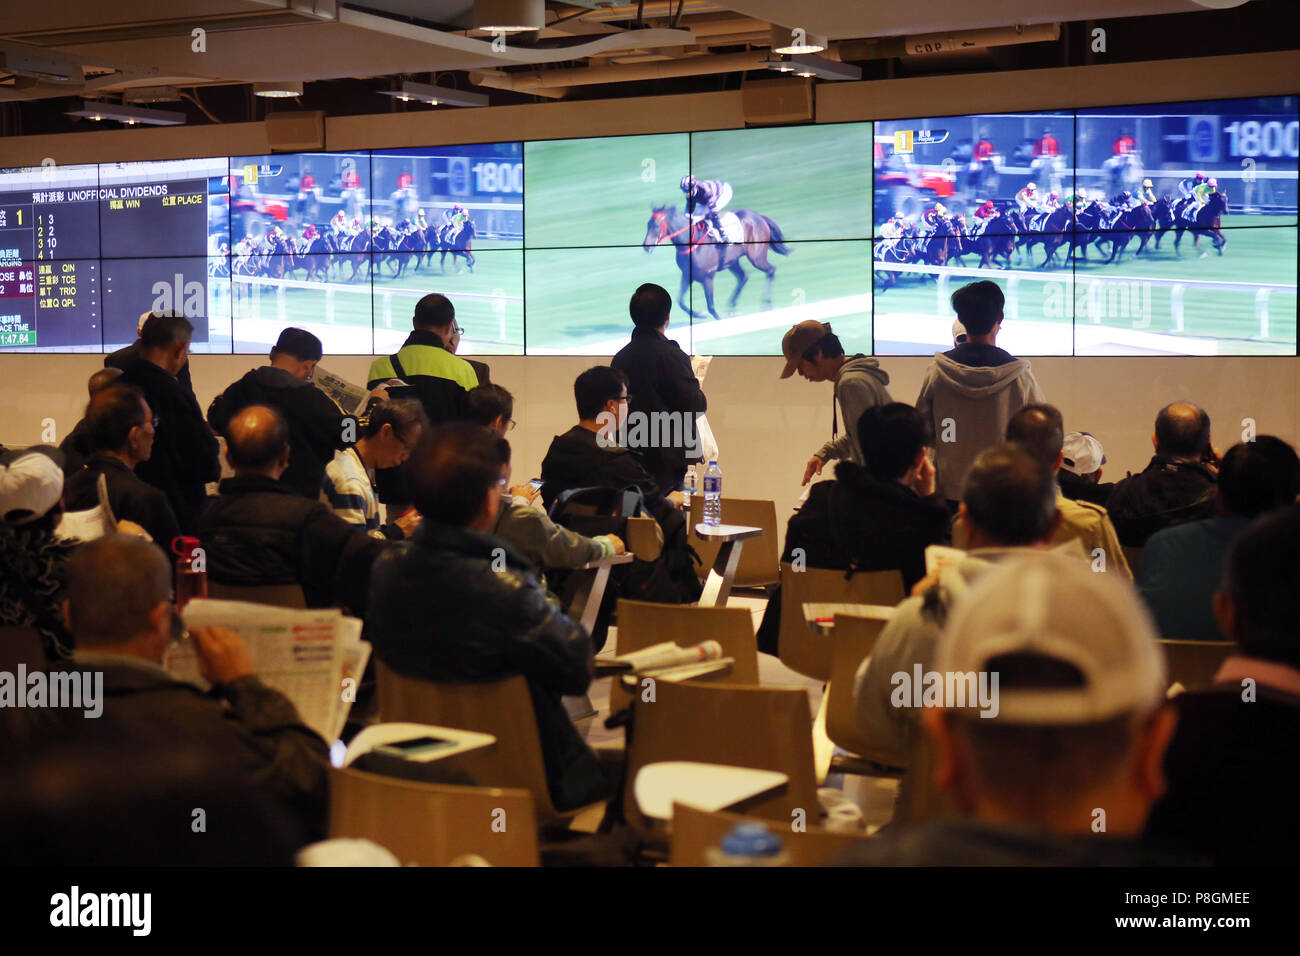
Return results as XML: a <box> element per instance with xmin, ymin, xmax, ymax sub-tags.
<box><xmin>779</xmin><ymin>320</ymin><xmax>891</xmax><ymax>485</ymax></box>
<box><xmin>838</xmin><ymin>553</ymin><xmax>1184</xmax><ymax>865</ymax></box>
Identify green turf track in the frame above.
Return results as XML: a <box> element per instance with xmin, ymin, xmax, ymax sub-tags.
<box><xmin>229</xmin><ymin>240</ymin><xmax>524</xmax><ymax>354</ymax></box>
<box><xmin>875</xmin><ymin>218</ymin><xmax>1296</xmax><ymax>355</ymax></box>
<box><xmin>522</xmin><ymin>126</ymin><xmax>874</xmax><ymax>353</ymax></box>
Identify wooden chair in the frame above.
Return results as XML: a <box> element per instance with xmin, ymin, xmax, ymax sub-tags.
<box><xmin>669</xmin><ymin>802</ymin><xmax>870</xmax><ymax>866</ymax></box>
<box><xmin>622</xmin><ymin>679</ymin><xmax>820</xmax><ymax>841</ymax></box>
<box><xmin>1160</xmin><ymin>639</ymin><xmax>1234</xmax><ymax>692</ymax></box>
<box><xmin>206</xmin><ymin>581</ymin><xmax>308</xmax><ymax>608</ymax></box>
<box><xmin>820</xmin><ymin>611</ymin><xmax>908</xmax><ymax>774</ymax></box>
<box><xmin>609</xmin><ymin>599</ymin><xmax>759</xmax><ymax>715</ymax></box>
<box><xmin>329</xmin><ymin>765</ymin><xmax>539</xmax><ymax>866</ymax></box>
<box><xmin>777</xmin><ymin>564</ymin><xmax>905</xmax><ymax>681</ymax></box>
<box><xmin>688</xmin><ymin>497</ymin><xmax>780</xmax><ymax>588</ymax></box>
<box><xmin>375</xmin><ymin>664</ymin><xmax>599</xmax><ymax>827</ymax></box>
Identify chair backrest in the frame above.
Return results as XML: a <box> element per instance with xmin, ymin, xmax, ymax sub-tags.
<box><xmin>328</xmin><ymin>765</ymin><xmax>539</xmax><ymax>866</ymax></box>
<box><xmin>1160</xmin><ymin>639</ymin><xmax>1234</xmax><ymax>692</ymax></box>
<box><xmin>824</xmin><ymin>613</ymin><xmax>895</xmax><ymax>762</ymax></box>
<box><xmin>669</xmin><ymin>802</ymin><xmax>869</xmax><ymax>866</ymax></box>
<box><xmin>610</xmin><ymin>599</ymin><xmax>759</xmax><ymax>714</ymax></box>
<box><xmin>778</xmin><ymin>564</ymin><xmax>905</xmax><ymax>681</ymax></box>
<box><xmin>688</xmin><ymin>497</ymin><xmax>780</xmax><ymax>587</ymax></box>
<box><xmin>375</xmin><ymin>664</ymin><xmax>567</xmax><ymax>823</ymax></box>
<box><xmin>623</xmin><ymin>679</ymin><xmax>819</xmax><ymax>837</ymax></box>
<box><xmin>206</xmin><ymin>581</ymin><xmax>308</xmax><ymax>608</ymax></box>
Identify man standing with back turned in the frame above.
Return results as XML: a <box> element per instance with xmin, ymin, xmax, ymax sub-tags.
<box><xmin>611</xmin><ymin>283</ymin><xmax>707</xmax><ymax>496</ymax></box>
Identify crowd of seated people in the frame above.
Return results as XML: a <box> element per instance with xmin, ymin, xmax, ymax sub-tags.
<box><xmin>3</xmin><ymin>277</ymin><xmax>1299</xmax><ymax>868</ymax></box>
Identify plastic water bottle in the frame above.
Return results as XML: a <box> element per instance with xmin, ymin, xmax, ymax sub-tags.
<box><xmin>702</xmin><ymin>460</ymin><xmax>722</xmax><ymax>527</ymax></box>
<box><xmin>171</xmin><ymin>535</ymin><xmax>207</xmax><ymax>611</ymax></box>
<box><xmin>705</xmin><ymin>822</ymin><xmax>790</xmax><ymax>867</ymax></box>
<box><xmin>682</xmin><ymin>465</ymin><xmax>699</xmax><ymax>508</ymax></box>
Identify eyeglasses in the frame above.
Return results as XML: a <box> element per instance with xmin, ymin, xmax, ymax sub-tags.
<box><xmin>450</xmin><ymin>324</ymin><xmax>464</xmax><ymax>335</ymax></box>
<box><xmin>507</xmin><ymin>419</ymin><xmax>517</xmax><ymax>431</ymax></box>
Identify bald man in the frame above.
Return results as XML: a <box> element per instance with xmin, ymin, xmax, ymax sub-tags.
<box><xmin>1107</xmin><ymin>401</ymin><xmax>1219</xmax><ymax>549</ymax></box>
<box><xmin>58</xmin><ymin>367</ymin><xmax>124</xmax><ymax>476</ymax></box>
<box><xmin>197</xmin><ymin>405</ymin><xmax>388</xmax><ymax>615</ymax></box>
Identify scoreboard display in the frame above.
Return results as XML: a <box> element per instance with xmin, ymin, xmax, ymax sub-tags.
<box><xmin>0</xmin><ymin>163</ymin><xmax>101</xmax><ymax>348</ymax></box>
<box><xmin>0</xmin><ymin>159</ymin><xmax>228</xmax><ymax>350</ymax></box>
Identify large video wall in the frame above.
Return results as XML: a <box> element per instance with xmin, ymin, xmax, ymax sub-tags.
<box><xmin>0</xmin><ymin>94</ymin><xmax>1294</xmax><ymax>357</ymax></box>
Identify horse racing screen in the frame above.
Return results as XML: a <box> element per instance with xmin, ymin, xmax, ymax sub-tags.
<box><xmin>0</xmin><ymin>93</ymin><xmax>1294</xmax><ymax>357</ymax></box>
<box><xmin>873</xmin><ymin>96</ymin><xmax>1297</xmax><ymax>357</ymax></box>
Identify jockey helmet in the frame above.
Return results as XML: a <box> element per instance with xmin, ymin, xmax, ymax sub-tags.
<box><xmin>680</xmin><ymin>175</ymin><xmax>697</xmax><ymax>192</ymax></box>
<box><xmin>1142</xmin><ymin>179</ymin><xmax>1153</xmax><ymax>188</ymax></box>
<box><xmin>1120</xmin><ymin>190</ymin><xmax>1130</xmax><ymax>199</ymax></box>
<box><xmin>1025</xmin><ymin>182</ymin><xmax>1036</xmax><ymax>191</ymax></box>
<box><xmin>1208</xmin><ymin>178</ymin><xmax>1218</xmax><ymax>187</ymax></box>
<box><xmin>1195</xmin><ymin>172</ymin><xmax>1206</xmax><ymax>180</ymax></box>
<box><xmin>1049</xmin><ymin>192</ymin><xmax>1059</xmax><ymax>201</ymax></box>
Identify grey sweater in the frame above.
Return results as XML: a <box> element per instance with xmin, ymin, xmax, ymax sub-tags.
<box><xmin>815</xmin><ymin>355</ymin><xmax>894</xmax><ymax>466</ymax></box>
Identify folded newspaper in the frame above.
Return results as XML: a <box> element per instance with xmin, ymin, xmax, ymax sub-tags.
<box><xmin>165</xmin><ymin>598</ymin><xmax>370</xmax><ymax>743</ymax></box>
<box><xmin>312</xmin><ymin>366</ymin><xmax>405</xmax><ymax>416</ymax></box>
<box><xmin>606</xmin><ymin>640</ymin><xmax>729</xmax><ymax>680</ymax></box>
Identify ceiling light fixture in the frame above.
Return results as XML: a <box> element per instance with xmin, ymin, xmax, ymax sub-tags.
<box><xmin>474</xmin><ymin>0</ymin><xmax>545</xmax><ymax>33</ymax></box>
<box><xmin>771</xmin><ymin>25</ymin><xmax>827</xmax><ymax>55</ymax></box>
<box><xmin>762</xmin><ymin>53</ymin><xmax>862</xmax><ymax>82</ymax></box>
<box><xmin>253</xmin><ymin>81</ymin><xmax>303</xmax><ymax>98</ymax></box>
<box><xmin>65</xmin><ymin>100</ymin><xmax>185</xmax><ymax>126</ymax></box>
<box><xmin>379</xmin><ymin>80</ymin><xmax>489</xmax><ymax>108</ymax></box>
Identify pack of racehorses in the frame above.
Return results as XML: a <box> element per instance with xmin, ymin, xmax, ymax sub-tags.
<box><xmin>873</xmin><ymin>190</ymin><xmax>1229</xmax><ymax>291</ymax></box>
<box><xmin>232</xmin><ymin>218</ymin><xmax>479</xmax><ymax>284</ymax></box>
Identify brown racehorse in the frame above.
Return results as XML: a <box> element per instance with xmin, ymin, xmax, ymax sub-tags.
<box><xmin>644</xmin><ymin>205</ymin><xmax>790</xmax><ymax>320</ymax></box>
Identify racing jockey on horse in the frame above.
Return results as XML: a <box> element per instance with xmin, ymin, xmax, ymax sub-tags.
<box><xmin>879</xmin><ymin>212</ymin><xmax>906</xmax><ymax>255</ymax></box>
<box><xmin>330</xmin><ymin>209</ymin><xmax>348</xmax><ymax>235</ymax></box>
<box><xmin>680</xmin><ymin>174</ymin><xmax>734</xmax><ymax>245</ymax></box>
<box><xmin>1015</xmin><ymin>182</ymin><xmax>1040</xmax><ymax>215</ymax></box>
<box><xmin>1137</xmin><ymin>179</ymin><xmax>1157</xmax><ymax>206</ymax></box>
<box><xmin>970</xmin><ymin>199</ymin><xmax>998</xmax><ymax>237</ymax></box>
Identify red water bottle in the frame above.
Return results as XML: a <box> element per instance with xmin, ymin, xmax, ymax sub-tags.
<box><xmin>171</xmin><ymin>536</ymin><xmax>207</xmax><ymax>611</ymax></box>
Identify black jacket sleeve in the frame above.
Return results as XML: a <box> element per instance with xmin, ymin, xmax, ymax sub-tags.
<box><xmin>660</xmin><ymin>343</ymin><xmax>707</xmax><ymax>415</ymax></box>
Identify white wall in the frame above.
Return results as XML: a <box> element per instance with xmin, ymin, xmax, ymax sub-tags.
<box><xmin>1</xmin><ymin>50</ymin><xmax>1296</xmax><ymax>548</ymax></box>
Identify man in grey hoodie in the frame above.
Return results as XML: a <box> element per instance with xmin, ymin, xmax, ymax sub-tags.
<box><xmin>779</xmin><ymin>320</ymin><xmax>893</xmax><ymax>485</ymax></box>
<box><xmin>916</xmin><ymin>280</ymin><xmax>1045</xmax><ymax>509</ymax></box>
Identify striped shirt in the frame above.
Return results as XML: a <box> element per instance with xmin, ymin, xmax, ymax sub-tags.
<box><xmin>322</xmin><ymin>446</ymin><xmax>384</xmax><ymax>538</ymax></box>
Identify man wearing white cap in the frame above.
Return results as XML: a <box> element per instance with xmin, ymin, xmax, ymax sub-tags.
<box><xmin>839</xmin><ymin>553</ymin><xmax>1183</xmax><ymax>865</ymax></box>
<box><xmin>1057</xmin><ymin>430</ymin><xmax>1115</xmax><ymax>507</ymax></box>
<box><xmin>0</xmin><ymin>446</ymin><xmax>77</xmax><ymax>658</ymax></box>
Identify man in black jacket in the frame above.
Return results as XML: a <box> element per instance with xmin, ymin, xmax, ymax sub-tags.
<box><xmin>540</xmin><ymin>366</ymin><xmax>700</xmax><ymax>605</ymax></box>
<box><xmin>757</xmin><ymin>402</ymin><xmax>950</xmax><ymax>654</ymax></box>
<box><xmin>63</xmin><ymin>383</ymin><xmax>181</xmax><ymax>548</ymax></box>
<box><xmin>1144</xmin><ymin>506</ymin><xmax>1300</xmax><ymax>865</ymax></box>
<box><xmin>1107</xmin><ymin>402</ymin><xmax>1218</xmax><ymax>548</ymax></box>
<box><xmin>208</xmin><ymin>327</ymin><xmax>345</xmax><ymax>499</ymax></box>
<box><xmin>611</xmin><ymin>283</ymin><xmax>707</xmax><ymax>495</ymax></box>
<box><xmin>106</xmin><ymin>309</ymin><xmax>193</xmax><ymax>394</ymax></box>
<box><xmin>367</xmin><ymin>422</ymin><xmax>610</xmax><ymax>812</ymax></box>
<box><xmin>48</xmin><ymin>534</ymin><xmax>330</xmax><ymax>841</ymax></box>
<box><xmin>117</xmin><ymin>312</ymin><xmax>219</xmax><ymax>535</ymax></box>
<box><xmin>58</xmin><ymin>367</ymin><xmax>122</xmax><ymax>477</ymax></box>
<box><xmin>198</xmin><ymin>405</ymin><xmax>387</xmax><ymax>616</ymax></box>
